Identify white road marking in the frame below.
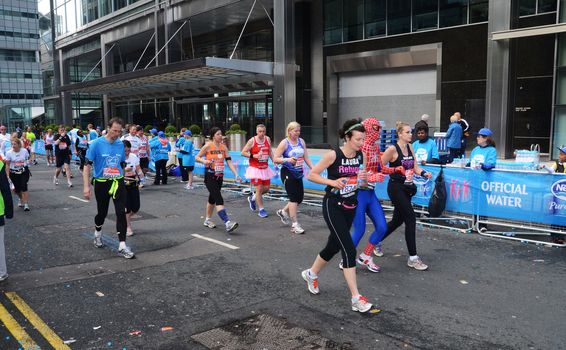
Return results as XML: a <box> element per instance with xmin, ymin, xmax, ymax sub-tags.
<box><xmin>69</xmin><ymin>196</ymin><xmax>89</xmax><ymax>203</ymax></box>
<box><xmin>191</xmin><ymin>234</ymin><xmax>239</xmax><ymax>250</ymax></box>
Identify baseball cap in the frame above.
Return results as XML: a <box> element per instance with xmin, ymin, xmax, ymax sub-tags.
<box><xmin>183</xmin><ymin>130</ymin><xmax>192</xmax><ymax>136</ymax></box>
<box><xmin>158</xmin><ymin>131</ymin><xmax>165</xmax><ymax>138</ymax></box>
<box><xmin>150</xmin><ymin>128</ymin><xmax>157</xmax><ymax>135</ymax></box>
<box><xmin>477</xmin><ymin>128</ymin><xmax>493</xmax><ymax>137</ymax></box>
<box><xmin>558</xmin><ymin>146</ymin><xmax>566</xmax><ymax>154</ymax></box>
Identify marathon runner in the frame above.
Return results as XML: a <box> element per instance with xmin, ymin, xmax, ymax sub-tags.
<box><xmin>195</xmin><ymin>127</ymin><xmax>240</xmax><ymax>233</ymax></box>
<box><xmin>4</xmin><ymin>138</ymin><xmax>31</xmax><ymax>211</ymax></box>
<box><xmin>53</xmin><ymin>125</ymin><xmax>73</xmax><ymax>188</ymax></box>
<box><xmin>241</xmin><ymin>124</ymin><xmax>276</xmax><ymax>218</ymax></box>
<box><xmin>301</xmin><ymin>119</ymin><xmax>373</xmax><ymax>313</ymax></box>
<box><xmin>123</xmin><ymin>140</ymin><xmax>144</xmax><ymax>236</ymax></box>
<box><xmin>83</xmin><ymin>117</ymin><xmax>134</xmax><ymax>259</ymax></box>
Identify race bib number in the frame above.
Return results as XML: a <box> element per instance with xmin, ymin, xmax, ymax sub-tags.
<box><xmin>295</xmin><ymin>157</ymin><xmax>304</xmax><ymax>168</ymax></box>
<box><xmin>59</xmin><ymin>143</ymin><xmax>67</xmax><ymax>150</ymax></box>
<box><xmin>340</xmin><ymin>177</ymin><xmax>358</xmax><ymax>196</ymax></box>
<box><xmin>103</xmin><ymin>167</ymin><xmax>121</xmax><ymax>178</ymax></box>
<box><xmin>258</xmin><ymin>152</ymin><xmax>269</xmax><ymax>163</ymax></box>
<box><xmin>214</xmin><ymin>161</ymin><xmax>225</xmax><ymax>175</ymax></box>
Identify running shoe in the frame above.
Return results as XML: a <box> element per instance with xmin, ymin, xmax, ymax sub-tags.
<box><xmin>126</xmin><ymin>229</ymin><xmax>134</xmax><ymax>237</ymax></box>
<box><xmin>0</xmin><ymin>274</ymin><xmax>8</xmax><ymax>282</ymax></box>
<box><xmin>338</xmin><ymin>260</ymin><xmax>343</xmax><ymax>270</ymax></box>
<box><xmin>23</xmin><ymin>204</ymin><xmax>30</xmax><ymax>212</ymax></box>
<box><xmin>258</xmin><ymin>208</ymin><xmax>268</xmax><ymax>218</ymax></box>
<box><xmin>276</xmin><ymin>209</ymin><xmax>290</xmax><ymax>225</ymax></box>
<box><xmin>247</xmin><ymin>196</ymin><xmax>256</xmax><ymax>211</ymax></box>
<box><xmin>184</xmin><ymin>183</ymin><xmax>193</xmax><ymax>190</ymax></box>
<box><xmin>373</xmin><ymin>242</ymin><xmax>384</xmax><ymax>257</ymax></box>
<box><xmin>225</xmin><ymin>221</ymin><xmax>239</xmax><ymax>233</ymax></box>
<box><xmin>203</xmin><ymin>219</ymin><xmax>216</xmax><ymax>229</ymax></box>
<box><xmin>68</xmin><ymin>181</ymin><xmax>73</xmax><ymax>188</ymax></box>
<box><xmin>407</xmin><ymin>257</ymin><xmax>428</xmax><ymax>271</ymax></box>
<box><xmin>17</xmin><ymin>200</ymin><xmax>23</xmax><ymax>208</ymax></box>
<box><xmin>291</xmin><ymin>223</ymin><xmax>305</xmax><ymax>234</ymax></box>
<box><xmin>118</xmin><ymin>246</ymin><xmax>135</xmax><ymax>259</ymax></box>
<box><xmin>93</xmin><ymin>233</ymin><xmax>104</xmax><ymax>248</ymax></box>
<box><xmin>53</xmin><ymin>176</ymin><xmax>59</xmax><ymax>185</ymax></box>
<box><xmin>351</xmin><ymin>295</ymin><xmax>372</xmax><ymax>313</ymax></box>
<box><xmin>357</xmin><ymin>255</ymin><xmax>380</xmax><ymax>273</ymax></box>
<box><xmin>301</xmin><ymin>269</ymin><xmax>319</xmax><ymax>295</ymax></box>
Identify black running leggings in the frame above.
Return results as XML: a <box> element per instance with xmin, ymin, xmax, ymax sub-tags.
<box><xmin>319</xmin><ymin>196</ymin><xmax>357</xmax><ymax>268</ymax></box>
<box><xmin>154</xmin><ymin>159</ymin><xmax>167</xmax><ymax>184</ymax></box>
<box><xmin>204</xmin><ymin>173</ymin><xmax>224</xmax><ymax>205</ymax></box>
<box><xmin>94</xmin><ymin>179</ymin><xmax>127</xmax><ymax>242</ymax></box>
<box><xmin>125</xmin><ymin>183</ymin><xmax>140</xmax><ymax>214</ymax></box>
<box><xmin>383</xmin><ymin>181</ymin><xmax>417</xmax><ymax>256</ymax></box>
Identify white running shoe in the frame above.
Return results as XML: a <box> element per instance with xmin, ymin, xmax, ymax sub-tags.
<box><xmin>276</xmin><ymin>209</ymin><xmax>291</xmax><ymax>225</ymax></box>
<box><xmin>357</xmin><ymin>255</ymin><xmax>380</xmax><ymax>273</ymax></box>
<box><xmin>351</xmin><ymin>295</ymin><xmax>372</xmax><ymax>313</ymax></box>
<box><xmin>291</xmin><ymin>223</ymin><xmax>305</xmax><ymax>234</ymax></box>
<box><xmin>301</xmin><ymin>269</ymin><xmax>319</xmax><ymax>295</ymax></box>
<box><xmin>17</xmin><ymin>200</ymin><xmax>23</xmax><ymax>208</ymax></box>
<box><xmin>203</xmin><ymin>219</ymin><xmax>216</xmax><ymax>229</ymax></box>
<box><xmin>93</xmin><ymin>233</ymin><xmax>104</xmax><ymax>248</ymax></box>
<box><xmin>118</xmin><ymin>246</ymin><xmax>135</xmax><ymax>259</ymax></box>
<box><xmin>407</xmin><ymin>257</ymin><xmax>428</xmax><ymax>271</ymax></box>
<box><xmin>68</xmin><ymin>181</ymin><xmax>73</xmax><ymax>188</ymax></box>
<box><xmin>225</xmin><ymin>221</ymin><xmax>238</xmax><ymax>233</ymax></box>
<box><xmin>53</xmin><ymin>176</ymin><xmax>59</xmax><ymax>185</ymax></box>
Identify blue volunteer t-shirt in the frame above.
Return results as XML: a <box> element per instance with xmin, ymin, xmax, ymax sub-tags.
<box><xmin>89</xmin><ymin>130</ymin><xmax>99</xmax><ymax>141</ymax></box>
<box><xmin>412</xmin><ymin>138</ymin><xmax>440</xmax><ymax>163</ymax></box>
<box><xmin>86</xmin><ymin>137</ymin><xmax>126</xmax><ymax>179</ymax></box>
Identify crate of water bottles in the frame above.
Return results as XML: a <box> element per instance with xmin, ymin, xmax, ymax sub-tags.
<box><xmin>380</xmin><ymin>128</ymin><xmax>397</xmax><ymax>152</ymax></box>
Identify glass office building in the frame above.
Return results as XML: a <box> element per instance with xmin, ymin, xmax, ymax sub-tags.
<box><xmin>0</xmin><ymin>0</ymin><xmax>43</xmax><ymax>129</ymax></box>
<box><xmin>48</xmin><ymin>0</ymin><xmax>563</xmax><ymax>158</ymax></box>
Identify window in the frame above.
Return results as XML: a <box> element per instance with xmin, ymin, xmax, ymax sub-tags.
<box><xmin>439</xmin><ymin>0</ymin><xmax>467</xmax><ymax>27</ymax></box>
<box><xmin>538</xmin><ymin>0</ymin><xmax>557</xmax><ymax>13</ymax></box>
<box><xmin>412</xmin><ymin>0</ymin><xmax>438</xmax><ymax>31</ymax></box>
<box><xmin>388</xmin><ymin>0</ymin><xmax>411</xmax><ymax>35</ymax></box>
<box><xmin>365</xmin><ymin>0</ymin><xmax>386</xmax><ymax>38</ymax></box>
<box><xmin>469</xmin><ymin>0</ymin><xmax>488</xmax><ymax>23</ymax></box>
<box><xmin>324</xmin><ymin>0</ymin><xmax>342</xmax><ymax>44</ymax></box>
<box><xmin>114</xmin><ymin>0</ymin><xmax>128</xmax><ymax>11</ymax></box>
<box><xmin>519</xmin><ymin>0</ymin><xmax>536</xmax><ymax>16</ymax></box>
<box><xmin>343</xmin><ymin>0</ymin><xmax>363</xmax><ymax>41</ymax></box>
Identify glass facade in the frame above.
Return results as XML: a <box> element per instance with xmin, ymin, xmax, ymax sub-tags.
<box><xmin>0</xmin><ymin>0</ymin><xmax>43</xmax><ymax>129</ymax></box>
<box><xmin>54</xmin><ymin>0</ymin><xmax>145</xmax><ymax>37</ymax></box>
<box><xmin>323</xmin><ymin>0</ymin><xmax>489</xmax><ymax>44</ymax></box>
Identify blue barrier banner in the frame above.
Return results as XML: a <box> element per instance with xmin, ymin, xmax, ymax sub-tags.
<box><xmin>33</xmin><ymin>142</ymin><xmax>566</xmax><ymax>225</ymax></box>
<box><xmin>374</xmin><ymin>165</ymin><xmax>566</xmax><ymax>226</ymax></box>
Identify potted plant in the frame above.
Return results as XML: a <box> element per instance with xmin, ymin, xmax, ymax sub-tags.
<box><xmin>189</xmin><ymin>124</ymin><xmax>204</xmax><ymax>149</ymax></box>
<box><xmin>225</xmin><ymin>123</ymin><xmax>247</xmax><ymax>150</ymax></box>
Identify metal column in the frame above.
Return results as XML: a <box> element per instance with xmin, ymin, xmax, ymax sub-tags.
<box><xmin>310</xmin><ymin>0</ymin><xmax>324</xmax><ymax>141</ymax></box>
<box><xmin>485</xmin><ymin>1</ymin><xmax>513</xmax><ymax>158</ymax></box>
<box><xmin>273</xmin><ymin>0</ymin><xmax>296</xmax><ymax>143</ymax></box>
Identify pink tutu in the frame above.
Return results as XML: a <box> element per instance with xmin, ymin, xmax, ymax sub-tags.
<box><xmin>245</xmin><ymin>166</ymin><xmax>276</xmax><ymax>180</ymax></box>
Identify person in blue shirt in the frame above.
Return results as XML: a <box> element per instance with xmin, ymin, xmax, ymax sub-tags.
<box><xmin>468</xmin><ymin>128</ymin><xmax>497</xmax><ymax>170</ymax></box>
<box><xmin>74</xmin><ymin>130</ymin><xmax>89</xmax><ymax>172</ymax></box>
<box><xmin>82</xmin><ymin>117</ymin><xmax>134</xmax><ymax>259</ymax></box>
<box><xmin>150</xmin><ymin>131</ymin><xmax>171</xmax><ymax>185</ymax></box>
<box><xmin>445</xmin><ymin>114</ymin><xmax>462</xmax><ymax>163</ymax></box>
<box><xmin>87</xmin><ymin>123</ymin><xmax>98</xmax><ymax>142</ymax></box>
<box><xmin>175</xmin><ymin>129</ymin><xmax>188</xmax><ymax>182</ymax></box>
<box><xmin>412</xmin><ymin>125</ymin><xmax>440</xmax><ymax>164</ymax></box>
<box><xmin>179</xmin><ymin>130</ymin><xmax>195</xmax><ymax>189</ymax></box>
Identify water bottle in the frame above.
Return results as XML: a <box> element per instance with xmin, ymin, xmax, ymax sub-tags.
<box><xmin>357</xmin><ymin>164</ymin><xmax>366</xmax><ymax>189</ymax></box>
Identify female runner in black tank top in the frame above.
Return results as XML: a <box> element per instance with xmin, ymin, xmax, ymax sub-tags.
<box><xmin>381</xmin><ymin>122</ymin><xmax>432</xmax><ymax>271</ymax></box>
<box><xmin>301</xmin><ymin>119</ymin><xmax>374</xmax><ymax>313</ymax></box>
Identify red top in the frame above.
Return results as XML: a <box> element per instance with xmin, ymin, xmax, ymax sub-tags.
<box><xmin>249</xmin><ymin>136</ymin><xmax>270</xmax><ymax>169</ymax></box>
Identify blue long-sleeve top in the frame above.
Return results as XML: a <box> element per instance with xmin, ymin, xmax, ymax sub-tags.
<box><xmin>150</xmin><ymin>137</ymin><xmax>171</xmax><ymax>161</ymax></box>
<box><xmin>180</xmin><ymin>139</ymin><xmax>195</xmax><ymax>166</ymax></box>
<box><xmin>175</xmin><ymin>137</ymin><xmax>185</xmax><ymax>157</ymax></box>
<box><xmin>445</xmin><ymin>122</ymin><xmax>463</xmax><ymax>149</ymax></box>
<box><xmin>412</xmin><ymin>138</ymin><xmax>440</xmax><ymax>163</ymax></box>
<box><xmin>469</xmin><ymin>144</ymin><xmax>497</xmax><ymax>170</ymax></box>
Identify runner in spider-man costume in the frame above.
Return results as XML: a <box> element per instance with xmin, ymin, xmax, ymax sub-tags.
<box><xmin>351</xmin><ymin>117</ymin><xmax>404</xmax><ymax>272</ymax></box>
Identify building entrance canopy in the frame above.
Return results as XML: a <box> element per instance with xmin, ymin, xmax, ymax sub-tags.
<box><xmin>59</xmin><ymin>57</ymin><xmax>274</xmax><ymax>102</ymax></box>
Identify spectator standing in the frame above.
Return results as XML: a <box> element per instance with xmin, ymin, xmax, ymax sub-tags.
<box><xmin>446</xmin><ymin>115</ymin><xmax>463</xmax><ymax>162</ymax></box>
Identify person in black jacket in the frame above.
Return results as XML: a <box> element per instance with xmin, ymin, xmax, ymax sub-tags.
<box><xmin>0</xmin><ymin>160</ymin><xmax>14</xmax><ymax>281</ymax></box>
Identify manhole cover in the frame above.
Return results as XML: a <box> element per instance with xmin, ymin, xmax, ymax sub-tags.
<box><xmin>192</xmin><ymin>313</ymin><xmax>350</xmax><ymax>350</ymax></box>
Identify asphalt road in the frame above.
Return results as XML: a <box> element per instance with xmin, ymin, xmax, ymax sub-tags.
<box><xmin>0</xmin><ymin>161</ymin><xmax>564</xmax><ymax>350</ymax></box>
